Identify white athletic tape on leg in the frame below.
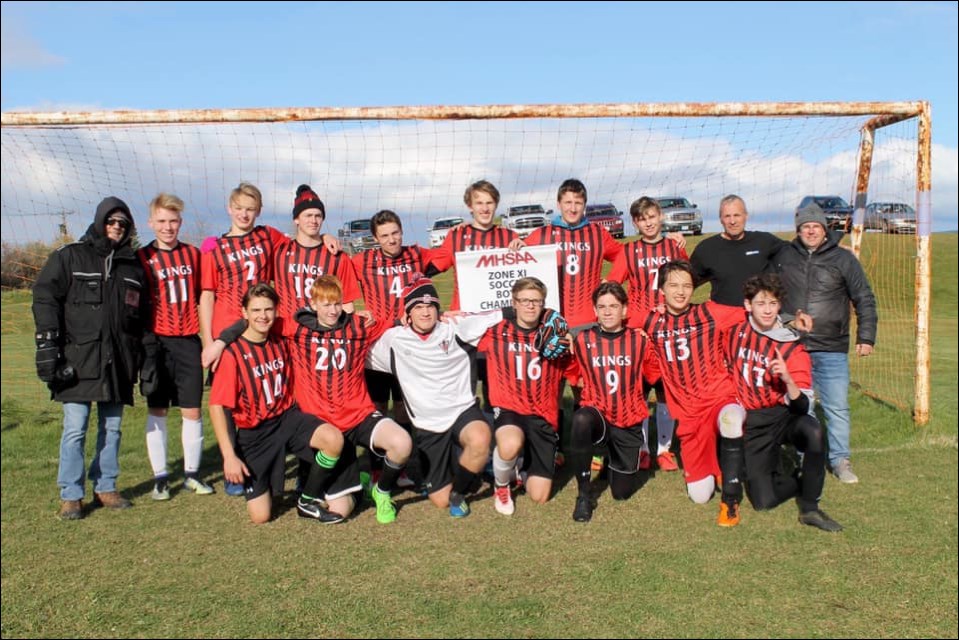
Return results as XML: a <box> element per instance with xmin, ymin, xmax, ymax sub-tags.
<box><xmin>718</xmin><ymin>403</ymin><xmax>746</xmax><ymax>438</ymax></box>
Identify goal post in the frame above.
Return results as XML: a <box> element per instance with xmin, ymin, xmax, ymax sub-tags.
<box><xmin>0</xmin><ymin>101</ymin><xmax>932</xmax><ymax>423</ymax></box>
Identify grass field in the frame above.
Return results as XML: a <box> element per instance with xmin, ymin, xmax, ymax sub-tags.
<box><xmin>1</xmin><ymin>233</ymin><xmax>956</xmax><ymax>638</ymax></box>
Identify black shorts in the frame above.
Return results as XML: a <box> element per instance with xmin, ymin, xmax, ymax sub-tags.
<box><xmin>235</xmin><ymin>408</ymin><xmax>320</xmax><ymax>500</ymax></box>
<box><xmin>364</xmin><ymin>369</ymin><xmax>405</xmax><ymax>406</ymax></box>
<box><xmin>414</xmin><ymin>402</ymin><xmax>490</xmax><ymax>495</ymax></box>
<box><xmin>147</xmin><ymin>335</ymin><xmax>204</xmax><ymax>409</ymax></box>
<box><xmin>324</xmin><ymin>411</ymin><xmax>393</xmax><ymax>500</ymax></box>
<box><xmin>493</xmin><ymin>409</ymin><xmax>559</xmax><ymax>480</ymax></box>
<box><xmin>745</xmin><ymin>405</ymin><xmax>805</xmax><ymax>479</ymax></box>
<box><xmin>579</xmin><ymin>406</ymin><xmax>645</xmax><ymax>474</ymax></box>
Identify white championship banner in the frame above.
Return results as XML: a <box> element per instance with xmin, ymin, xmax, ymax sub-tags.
<box><xmin>454</xmin><ymin>244</ymin><xmax>560</xmax><ymax>312</ymax></box>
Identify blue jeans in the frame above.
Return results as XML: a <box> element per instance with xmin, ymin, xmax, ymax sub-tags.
<box><xmin>58</xmin><ymin>402</ymin><xmax>124</xmax><ymax>501</ymax></box>
<box><xmin>808</xmin><ymin>351</ymin><xmax>851</xmax><ymax>466</ymax></box>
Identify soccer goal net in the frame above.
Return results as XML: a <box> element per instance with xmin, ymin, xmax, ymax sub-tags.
<box><xmin>0</xmin><ymin>102</ymin><xmax>932</xmax><ymax>423</ymax></box>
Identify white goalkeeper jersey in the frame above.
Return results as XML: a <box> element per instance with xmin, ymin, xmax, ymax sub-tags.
<box><xmin>367</xmin><ymin>311</ymin><xmax>502</xmax><ymax>433</ymax></box>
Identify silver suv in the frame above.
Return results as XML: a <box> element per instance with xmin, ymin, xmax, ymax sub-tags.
<box><xmin>654</xmin><ymin>197</ymin><xmax>703</xmax><ymax>236</ymax></box>
<box><xmin>502</xmin><ymin>204</ymin><xmax>549</xmax><ymax>238</ymax></box>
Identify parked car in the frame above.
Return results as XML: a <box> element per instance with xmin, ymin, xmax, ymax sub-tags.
<box><xmin>863</xmin><ymin>202</ymin><xmax>917</xmax><ymax>234</ymax></box>
<box><xmin>502</xmin><ymin>204</ymin><xmax>549</xmax><ymax>238</ymax></box>
<box><xmin>795</xmin><ymin>195</ymin><xmax>854</xmax><ymax>232</ymax></box>
<box><xmin>428</xmin><ymin>216</ymin><xmax>465</xmax><ymax>248</ymax></box>
<box><xmin>653</xmin><ymin>197</ymin><xmax>703</xmax><ymax>235</ymax></box>
<box><xmin>337</xmin><ymin>218</ymin><xmax>377</xmax><ymax>255</ymax></box>
<box><xmin>584</xmin><ymin>203</ymin><xmax>625</xmax><ymax>239</ymax></box>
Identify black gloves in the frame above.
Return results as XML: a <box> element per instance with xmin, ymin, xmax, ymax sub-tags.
<box><xmin>35</xmin><ymin>331</ymin><xmax>60</xmax><ymax>383</ymax></box>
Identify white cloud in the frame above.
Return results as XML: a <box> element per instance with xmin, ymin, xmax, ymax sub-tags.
<box><xmin>0</xmin><ymin>21</ymin><xmax>65</xmax><ymax>70</ymax></box>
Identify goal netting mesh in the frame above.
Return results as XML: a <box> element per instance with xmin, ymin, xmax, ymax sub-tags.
<box><xmin>0</xmin><ymin>104</ymin><xmax>927</xmax><ymax>421</ymax></box>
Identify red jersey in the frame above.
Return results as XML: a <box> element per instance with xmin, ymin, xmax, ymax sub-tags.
<box><xmin>724</xmin><ymin>320</ymin><xmax>812</xmax><ymax>411</ymax></box>
<box><xmin>478</xmin><ymin>318</ymin><xmax>570</xmax><ymax>426</ymax></box>
<box><xmin>137</xmin><ymin>241</ymin><xmax>201</xmax><ymax>336</ymax></box>
<box><xmin>570</xmin><ymin>325</ymin><xmax>655</xmax><ymax>426</ymax></box>
<box><xmin>201</xmin><ymin>225</ymin><xmax>287</xmax><ymax>337</ymax></box>
<box><xmin>608</xmin><ymin>237</ymin><xmax>688</xmax><ymax>321</ymax></box>
<box><xmin>286</xmin><ymin>313</ymin><xmax>389</xmax><ymax>430</ymax></box>
<box><xmin>353</xmin><ymin>245</ymin><xmax>433</xmax><ymax>321</ymax></box>
<box><xmin>525</xmin><ymin>224</ymin><xmax>624</xmax><ymax>327</ymax></box>
<box><xmin>429</xmin><ymin>225</ymin><xmax>518</xmax><ymax>310</ymax></box>
<box><xmin>209</xmin><ymin>336</ymin><xmax>293</xmax><ymax>429</ymax></box>
<box><xmin>273</xmin><ymin>240</ymin><xmax>361</xmax><ymax>335</ymax></box>
<box><xmin>642</xmin><ymin>301</ymin><xmax>745</xmax><ymax>421</ymax></box>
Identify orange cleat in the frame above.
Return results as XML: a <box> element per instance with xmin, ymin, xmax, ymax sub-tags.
<box><xmin>657</xmin><ymin>451</ymin><xmax>679</xmax><ymax>472</ymax></box>
<box><xmin>717</xmin><ymin>501</ymin><xmax>741</xmax><ymax>527</ymax></box>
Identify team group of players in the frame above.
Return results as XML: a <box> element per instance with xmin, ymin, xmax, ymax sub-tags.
<box><xmin>136</xmin><ymin>178</ymin><xmax>842</xmax><ymax>532</ymax></box>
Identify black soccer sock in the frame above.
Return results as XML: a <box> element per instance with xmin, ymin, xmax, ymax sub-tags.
<box><xmin>377</xmin><ymin>457</ymin><xmax>404</xmax><ymax>494</ymax></box>
<box><xmin>719</xmin><ymin>437</ymin><xmax>745</xmax><ymax>505</ymax></box>
<box><xmin>301</xmin><ymin>450</ymin><xmax>339</xmax><ymax>501</ymax></box>
<box><xmin>452</xmin><ymin>466</ymin><xmax>477</xmax><ymax>497</ymax></box>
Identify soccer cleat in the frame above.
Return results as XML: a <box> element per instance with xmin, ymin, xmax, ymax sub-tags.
<box><xmin>493</xmin><ymin>484</ymin><xmax>515</xmax><ymax>516</ymax></box>
<box><xmin>183</xmin><ymin>477</ymin><xmax>214</xmax><ymax>495</ymax></box>
<box><xmin>657</xmin><ymin>451</ymin><xmax>679</xmax><ymax>472</ymax></box>
<box><xmin>799</xmin><ymin>509</ymin><xmax>844</xmax><ymax>532</ymax></box>
<box><xmin>572</xmin><ymin>495</ymin><xmax>593</xmax><ymax>523</ymax></box>
<box><xmin>831</xmin><ymin>459</ymin><xmax>859</xmax><ymax>484</ymax></box>
<box><xmin>224</xmin><ymin>480</ymin><xmax>245</xmax><ymax>497</ymax></box>
<box><xmin>449</xmin><ymin>493</ymin><xmax>470</xmax><ymax>518</ymax></box>
<box><xmin>717</xmin><ymin>501</ymin><xmax>741</xmax><ymax>527</ymax></box>
<box><xmin>370</xmin><ymin>486</ymin><xmax>397</xmax><ymax>524</ymax></box>
<box><xmin>296</xmin><ymin>496</ymin><xmax>344</xmax><ymax>524</ymax></box>
<box><xmin>638</xmin><ymin>450</ymin><xmax>652</xmax><ymax>470</ymax></box>
<box><xmin>152</xmin><ymin>479</ymin><xmax>171</xmax><ymax>501</ymax></box>
<box><xmin>591</xmin><ymin>455</ymin><xmax>605</xmax><ymax>472</ymax></box>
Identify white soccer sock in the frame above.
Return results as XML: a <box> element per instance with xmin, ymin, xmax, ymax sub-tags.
<box><xmin>686</xmin><ymin>476</ymin><xmax>716</xmax><ymax>504</ymax></box>
<box><xmin>639</xmin><ymin>418</ymin><xmax>650</xmax><ymax>453</ymax></box>
<box><xmin>492</xmin><ymin>447</ymin><xmax>517</xmax><ymax>487</ymax></box>
<box><xmin>145</xmin><ymin>414</ymin><xmax>168</xmax><ymax>477</ymax></box>
<box><xmin>181</xmin><ymin>417</ymin><xmax>204</xmax><ymax>474</ymax></box>
<box><xmin>656</xmin><ymin>403</ymin><xmax>674</xmax><ymax>454</ymax></box>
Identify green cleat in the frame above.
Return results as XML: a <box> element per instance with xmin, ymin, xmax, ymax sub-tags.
<box><xmin>370</xmin><ymin>485</ymin><xmax>397</xmax><ymax>524</ymax></box>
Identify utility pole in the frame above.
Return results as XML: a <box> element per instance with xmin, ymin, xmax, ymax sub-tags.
<box><xmin>58</xmin><ymin>209</ymin><xmax>74</xmax><ymax>242</ymax></box>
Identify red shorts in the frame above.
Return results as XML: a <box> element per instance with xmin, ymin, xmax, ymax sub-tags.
<box><xmin>674</xmin><ymin>395</ymin><xmax>739</xmax><ymax>483</ymax></box>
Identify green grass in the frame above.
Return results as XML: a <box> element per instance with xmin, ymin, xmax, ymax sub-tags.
<box><xmin>2</xmin><ymin>234</ymin><xmax>956</xmax><ymax>638</ymax></box>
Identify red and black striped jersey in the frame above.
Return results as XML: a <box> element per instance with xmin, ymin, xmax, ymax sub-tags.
<box><xmin>478</xmin><ymin>319</ymin><xmax>570</xmax><ymax>427</ymax></box>
<box><xmin>525</xmin><ymin>224</ymin><xmax>624</xmax><ymax>327</ymax></box>
<box><xmin>641</xmin><ymin>301</ymin><xmax>745</xmax><ymax>421</ymax></box>
<box><xmin>353</xmin><ymin>245</ymin><xmax>433</xmax><ymax>322</ymax></box>
<box><xmin>429</xmin><ymin>225</ymin><xmax>518</xmax><ymax>310</ymax></box>
<box><xmin>137</xmin><ymin>241</ymin><xmax>201</xmax><ymax>336</ymax></box>
<box><xmin>571</xmin><ymin>325</ymin><xmax>654</xmax><ymax>427</ymax></box>
<box><xmin>201</xmin><ymin>225</ymin><xmax>287</xmax><ymax>338</ymax></box>
<box><xmin>608</xmin><ymin>237</ymin><xmax>688</xmax><ymax>321</ymax></box>
<box><xmin>209</xmin><ymin>336</ymin><xmax>293</xmax><ymax>429</ymax></box>
<box><xmin>286</xmin><ymin>314</ymin><xmax>389</xmax><ymax>431</ymax></box>
<box><xmin>724</xmin><ymin>320</ymin><xmax>812</xmax><ymax>410</ymax></box>
<box><xmin>273</xmin><ymin>241</ymin><xmax>361</xmax><ymax>335</ymax></box>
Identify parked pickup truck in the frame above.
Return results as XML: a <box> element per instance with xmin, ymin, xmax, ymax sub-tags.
<box><xmin>502</xmin><ymin>204</ymin><xmax>549</xmax><ymax>238</ymax></box>
<box><xmin>337</xmin><ymin>218</ymin><xmax>377</xmax><ymax>255</ymax></box>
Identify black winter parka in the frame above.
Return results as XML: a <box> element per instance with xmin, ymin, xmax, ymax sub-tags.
<box><xmin>32</xmin><ymin>197</ymin><xmax>148</xmax><ymax>404</ymax></box>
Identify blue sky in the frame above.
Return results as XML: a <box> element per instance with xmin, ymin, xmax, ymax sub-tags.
<box><xmin>2</xmin><ymin>1</ymin><xmax>957</xmax><ymax>240</ymax></box>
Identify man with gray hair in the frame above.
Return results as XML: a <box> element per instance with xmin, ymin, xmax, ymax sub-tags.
<box><xmin>689</xmin><ymin>194</ymin><xmax>789</xmax><ymax>306</ymax></box>
<box><xmin>775</xmin><ymin>203</ymin><xmax>878</xmax><ymax>484</ymax></box>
